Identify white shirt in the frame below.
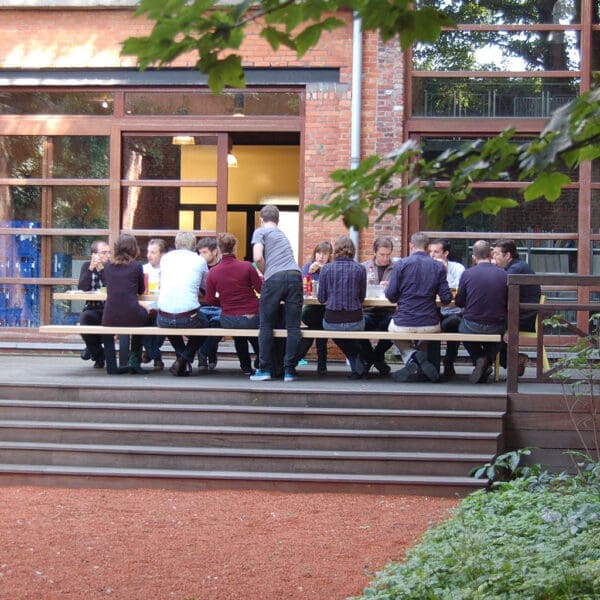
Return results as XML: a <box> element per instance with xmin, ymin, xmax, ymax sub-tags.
<box><xmin>442</xmin><ymin>260</ymin><xmax>466</xmax><ymax>316</ymax></box>
<box><xmin>157</xmin><ymin>249</ymin><xmax>207</xmax><ymax>314</ymax></box>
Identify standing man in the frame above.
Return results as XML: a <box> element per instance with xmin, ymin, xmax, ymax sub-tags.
<box><xmin>385</xmin><ymin>232</ymin><xmax>453</xmax><ymax>383</ymax></box>
<box><xmin>361</xmin><ymin>237</ymin><xmax>396</xmax><ymax>376</ymax></box>
<box><xmin>197</xmin><ymin>236</ymin><xmax>222</xmax><ymax>372</ymax></box>
<box><xmin>455</xmin><ymin>240</ymin><xmax>507</xmax><ymax>384</ymax></box>
<box><xmin>492</xmin><ymin>239</ymin><xmax>541</xmax><ymax>375</ymax></box>
<box><xmin>78</xmin><ymin>239</ymin><xmax>111</xmax><ymax>368</ymax></box>
<box><xmin>157</xmin><ymin>231</ymin><xmax>209</xmax><ymax>376</ymax></box>
<box><xmin>250</xmin><ymin>205</ymin><xmax>303</xmax><ymax>383</ymax></box>
<box><xmin>428</xmin><ymin>238</ymin><xmax>465</xmax><ymax>379</ymax></box>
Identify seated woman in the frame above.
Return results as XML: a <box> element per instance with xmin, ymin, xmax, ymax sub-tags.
<box><xmin>141</xmin><ymin>238</ymin><xmax>167</xmax><ymax>370</ymax></box>
<box><xmin>204</xmin><ymin>232</ymin><xmax>262</xmax><ymax>375</ymax></box>
<box><xmin>296</xmin><ymin>240</ymin><xmax>333</xmax><ymax>375</ymax></box>
<box><xmin>317</xmin><ymin>235</ymin><xmax>371</xmax><ymax>379</ymax></box>
<box><xmin>102</xmin><ymin>233</ymin><xmax>151</xmax><ymax>374</ymax></box>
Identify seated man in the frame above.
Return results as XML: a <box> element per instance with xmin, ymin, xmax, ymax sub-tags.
<box><xmin>428</xmin><ymin>238</ymin><xmax>465</xmax><ymax>379</ymax></box>
<box><xmin>455</xmin><ymin>240</ymin><xmax>507</xmax><ymax>384</ymax></box>
<box><xmin>492</xmin><ymin>239</ymin><xmax>541</xmax><ymax>376</ymax></box>
<box><xmin>361</xmin><ymin>236</ymin><xmax>396</xmax><ymax>376</ymax></box>
<box><xmin>78</xmin><ymin>240</ymin><xmax>111</xmax><ymax>368</ymax></box>
<box><xmin>385</xmin><ymin>232</ymin><xmax>453</xmax><ymax>383</ymax></box>
<box><xmin>157</xmin><ymin>231</ymin><xmax>210</xmax><ymax>376</ymax></box>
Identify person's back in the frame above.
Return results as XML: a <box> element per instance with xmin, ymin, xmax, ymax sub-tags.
<box><xmin>457</xmin><ymin>262</ymin><xmax>508</xmax><ymax>326</ymax></box>
<box><xmin>158</xmin><ymin>247</ymin><xmax>205</xmax><ymax>314</ymax></box>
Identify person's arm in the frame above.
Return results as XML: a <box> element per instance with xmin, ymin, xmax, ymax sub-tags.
<box><xmin>454</xmin><ymin>273</ymin><xmax>467</xmax><ymax>308</ymax></box>
<box><xmin>249</xmin><ymin>263</ymin><xmax>263</xmax><ymax>294</ymax></box>
<box><xmin>204</xmin><ymin>271</ymin><xmax>219</xmax><ymax>306</ymax></box>
<box><xmin>317</xmin><ymin>268</ymin><xmax>328</xmax><ymax>304</ymax></box>
<box><xmin>358</xmin><ymin>265</ymin><xmax>367</xmax><ymax>303</ymax></box>
<box><xmin>136</xmin><ymin>263</ymin><xmax>145</xmax><ymax>295</ymax></box>
<box><xmin>78</xmin><ymin>261</ymin><xmax>93</xmax><ymax>290</ymax></box>
<box><xmin>253</xmin><ymin>243</ymin><xmax>265</xmax><ymax>273</ymax></box>
<box><xmin>384</xmin><ymin>262</ymin><xmax>401</xmax><ymax>303</ymax></box>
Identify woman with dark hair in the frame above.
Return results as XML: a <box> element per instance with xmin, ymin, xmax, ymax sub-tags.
<box><xmin>317</xmin><ymin>236</ymin><xmax>371</xmax><ymax>379</ymax></box>
<box><xmin>102</xmin><ymin>233</ymin><xmax>151</xmax><ymax>374</ymax></box>
<box><xmin>295</xmin><ymin>240</ymin><xmax>333</xmax><ymax>374</ymax></box>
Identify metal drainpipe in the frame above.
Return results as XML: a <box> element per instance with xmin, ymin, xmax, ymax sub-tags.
<box><xmin>350</xmin><ymin>12</ymin><xmax>362</xmax><ymax>259</ymax></box>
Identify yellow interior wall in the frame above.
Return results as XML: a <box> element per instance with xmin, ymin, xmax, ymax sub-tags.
<box><xmin>179</xmin><ymin>145</ymin><xmax>299</xmax><ymax>205</ymax></box>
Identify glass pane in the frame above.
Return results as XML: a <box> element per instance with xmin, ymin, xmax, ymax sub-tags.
<box><xmin>0</xmin><ymin>92</ymin><xmax>114</xmax><ymax>115</ymax></box>
<box><xmin>412</xmin><ymin>78</ymin><xmax>579</xmax><ymax>117</ymax></box>
<box><xmin>121</xmin><ymin>186</ymin><xmax>216</xmax><ymax>229</ymax></box>
<box><xmin>52</xmin><ymin>187</ymin><xmax>109</xmax><ymax>228</ymax></box>
<box><xmin>416</xmin><ymin>0</ymin><xmax>579</xmax><ymax>25</ymax></box>
<box><xmin>593</xmin><ymin>159</ymin><xmax>600</xmax><ymax>183</ymax></box>
<box><xmin>421</xmin><ymin>188</ymin><xmax>580</xmax><ymax>233</ymax></box>
<box><xmin>124</xmin><ymin>91</ymin><xmax>301</xmax><ymax>116</ymax></box>
<box><xmin>52</xmin><ymin>283</ymin><xmax>83</xmax><ymax>325</ymax></box>
<box><xmin>0</xmin><ymin>230</ymin><xmax>40</xmax><ymax>278</ymax></box>
<box><xmin>122</xmin><ymin>136</ymin><xmax>218</xmax><ymax>180</ymax></box>
<box><xmin>591</xmin><ymin>189</ymin><xmax>600</xmax><ymax>232</ymax></box>
<box><xmin>0</xmin><ymin>283</ymin><xmax>38</xmax><ymax>327</ymax></box>
<box><xmin>593</xmin><ymin>32</ymin><xmax>600</xmax><ymax>69</ymax></box>
<box><xmin>0</xmin><ymin>136</ymin><xmax>44</xmax><ymax>177</ymax></box>
<box><xmin>53</xmin><ymin>136</ymin><xmax>109</xmax><ymax>178</ymax></box>
<box><xmin>413</xmin><ymin>30</ymin><xmax>580</xmax><ymax>71</ymax></box>
<box><xmin>421</xmin><ymin>136</ymin><xmax>578</xmax><ymax>180</ymax></box>
<box><xmin>51</xmin><ymin>235</ymin><xmax>109</xmax><ymax>278</ymax></box>
<box><xmin>0</xmin><ymin>187</ymin><xmax>42</xmax><ymax>223</ymax></box>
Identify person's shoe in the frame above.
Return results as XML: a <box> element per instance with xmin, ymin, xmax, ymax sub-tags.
<box><xmin>469</xmin><ymin>357</ymin><xmax>489</xmax><ymax>384</ymax></box>
<box><xmin>128</xmin><ymin>351</ymin><xmax>146</xmax><ymax>375</ymax></box>
<box><xmin>373</xmin><ymin>360</ymin><xmax>391</xmax><ymax>376</ymax></box>
<box><xmin>242</xmin><ymin>368</ymin><xmax>254</xmax><ymax>376</ymax></box>
<box><xmin>169</xmin><ymin>357</ymin><xmax>190</xmax><ymax>377</ymax></box>
<box><xmin>413</xmin><ymin>351</ymin><xmax>440</xmax><ymax>383</ymax></box>
<box><xmin>317</xmin><ymin>354</ymin><xmax>328</xmax><ymax>376</ymax></box>
<box><xmin>253</xmin><ymin>357</ymin><xmax>260</xmax><ymax>370</ymax></box>
<box><xmin>481</xmin><ymin>366</ymin><xmax>493</xmax><ymax>384</ymax></box>
<box><xmin>250</xmin><ymin>369</ymin><xmax>272</xmax><ymax>381</ymax></box>
<box><xmin>93</xmin><ymin>358</ymin><xmax>105</xmax><ymax>369</ymax></box>
<box><xmin>443</xmin><ymin>363</ymin><xmax>456</xmax><ymax>379</ymax></box>
<box><xmin>284</xmin><ymin>369</ymin><xmax>297</xmax><ymax>383</ymax></box>
<box><xmin>391</xmin><ymin>357</ymin><xmax>419</xmax><ymax>382</ymax></box>
<box><xmin>208</xmin><ymin>354</ymin><xmax>218</xmax><ymax>371</ymax></box>
<box><xmin>517</xmin><ymin>353</ymin><xmax>528</xmax><ymax>376</ymax></box>
<box><xmin>140</xmin><ymin>351</ymin><xmax>151</xmax><ymax>364</ymax></box>
<box><xmin>80</xmin><ymin>349</ymin><xmax>91</xmax><ymax>361</ymax></box>
<box><xmin>153</xmin><ymin>358</ymin><xmax>164</xmax><ymax>371</ymax></box>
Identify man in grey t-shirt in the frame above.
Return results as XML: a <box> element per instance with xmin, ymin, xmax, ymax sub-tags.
<box><xmin>250</xmin><ymin>205</ymin><xmax>303</xmax><ymax>383</ymax></box>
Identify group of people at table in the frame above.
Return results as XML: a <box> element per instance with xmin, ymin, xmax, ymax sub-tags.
<box><xmin>77</xmin><ymin>205</ymin><xmax>540</xmax><ymax>384</ymax></box>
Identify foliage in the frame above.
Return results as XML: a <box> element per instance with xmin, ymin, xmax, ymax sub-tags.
<box><xmin>121</xmin><ymin>0</ymin><xmax>600</xmax><ymax>230</ymax></box>
<box><xmin>470</xmin><ymin>447</ymin><xmax>532</xmax><ymax>484</ymax></box>
<box><xmin>122</xmin><ymin>0</ymin><xmax>454</xmax><ymax>93</ymax></box>
<box><xmin>354</xmin><ymin>471</ymin><xmax>600</xmax><ymax>599</ymax></box>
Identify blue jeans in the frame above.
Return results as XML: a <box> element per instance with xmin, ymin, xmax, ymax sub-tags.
<box><xmin>198</xmin><ymin>305</ymin><xmax>222</xmax><ymax>361</ymax></box>
<box><xmin>258</xmin><ymin>270</ymin><xmax>303</xmax><ymax>372</ymax></box>
<box><xmin>220</xmin><ymin>314</ymin><xmax>259</xmax><ymax>372</ymax></box>
<box><xmin>156</xmin><ymin>310</ymin><xmax>209</xmax><ymax>363</ymax></box>
<box><xmin>459</xmin><ymin>317</ymin><xmax>504</xmax><ymax>364</ymax></box>
<box><xmin>323</xmin><ymin>317</ymin><xmax>371</xmax><ymax>374</ymax></box>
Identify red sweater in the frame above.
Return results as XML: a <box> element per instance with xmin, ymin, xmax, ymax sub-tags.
<box><xmin>205</xmin><ymin>254</ymin><xmax>262</xmax><ymax>315</ymax></box>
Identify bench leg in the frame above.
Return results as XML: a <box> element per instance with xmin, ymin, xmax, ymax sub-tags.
<box><xmin>102</xmin><ymin>335</ymin><xmax>129</xmax><ymax>375</ymax></box>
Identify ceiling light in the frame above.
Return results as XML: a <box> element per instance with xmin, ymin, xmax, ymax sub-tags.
<box><xmin>227</xmin><ymin>152</ymin><xmax>238</xmax><ymax>168</ymax></box>
<box><xmin>172</xmin><ymin>135</ymin><xmax>195</xmax><ymax>145</ymax></box>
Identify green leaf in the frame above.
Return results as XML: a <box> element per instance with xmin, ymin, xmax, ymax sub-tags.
<box><xmin>524</xmin><ymin>172</ymin><xmax>572</xmax><ymax>202</ymax></box>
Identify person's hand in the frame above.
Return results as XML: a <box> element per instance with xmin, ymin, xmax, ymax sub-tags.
<box><xmin>309</xmin><ymin>261</ymin><xmax>321</xmax><ymax>274</ymax></box>
<box><xmin>89</xmin><ymin>253</ymin><xmax>103</xmax><ymax>271</ymax></box>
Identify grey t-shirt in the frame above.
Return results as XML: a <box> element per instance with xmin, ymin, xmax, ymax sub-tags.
<box><xmin>251</xmin><ymin>225</ymin><xmax>299</xmax><ymax>280</ymax></box>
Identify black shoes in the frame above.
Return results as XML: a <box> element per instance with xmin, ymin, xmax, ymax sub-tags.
<box><xmin>80</xmin><ymin>349</ymin><xmax>91</xmax><ymax>361</ymax></box>
<box><xmin>373</xmin><ymin>360</ymin><xmax>391</xmax><ymax>376</ymax></box>
<box><xmin>392</xmin><ymin>351</ymin><xmax>440</xmax><ymax>383</ymax></box>
<box><xmin>170</xmin><ymin>357</ymin><xmax>191</xmax><ymax>376</ymax></box>
<box><xmin>443</xmin><ymin>363</ymin><xmax>456</xmax><ymax>379</ymax></box>
<box><xmin>92</xmin><ymin>349</ymin><xmax>105</xmax><ymax>369</ymax></box>
<box><xmin>469</xmin><ymin>356</ymin><xmax>490</xmax><ymax>384</ymax></box>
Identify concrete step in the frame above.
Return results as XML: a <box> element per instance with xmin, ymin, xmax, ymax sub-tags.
<box><xmin>0</xmin><ymin>400</ymin><xmax>505</xmax><ymax>432</ymax></box>
<box><xmin>0</xmin><ymin>420</ymin><xmax>501</xmax><ymax>453</ymax></box>
<box><xmin>0</xmin><ymin>441</ymin><xmax>492</xmax><ymax>477</ymax></box>
<box><xmin>0</xmin><ymin>463</ymin><xmax>488</xmax><ymax>496</ymax></box>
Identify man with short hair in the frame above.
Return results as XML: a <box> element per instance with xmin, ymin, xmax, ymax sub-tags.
<box><xmin>196</xmin><ymin>236</ymin><xmax>222</xmax><ymax>372</ymax></box>
<box><xmin>429</xmin><ymin>238</ymin><xmax>465</xmax><ymax>379</ymax></box>
<box><xmin>492</xmin><ymin>239</ymin><xmax>541</xmax><ymax>375</ymax></box>
<box><xmin>157</xmin><ymin>231</ymin><xmax>209</xmax><ymax>376</ymax></box>
<box><xmin>250</xmin><ymin>205</ymin><xmax>303</xmax><ymax>383</ymax></box>
<box><xmin>361</xmin><ymin>237</ymin><xmax>396</xmax><ymax>376</ymax></box>
<box><xmin>455</xmin><ymin>240</ymin><xmax>507</xmax><ymax>384</ymax></box>
<box><xmin>385</xmin><ymin>232</ymin><xmax>453</xmax><ymax>383</ymax></box>
<box><xmin>78</xmin><ymin>240</ymin><xmax>111</xmax><ymax>368</ymax></box>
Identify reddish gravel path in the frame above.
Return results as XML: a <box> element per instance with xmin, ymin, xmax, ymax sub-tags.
<box><xmin>0</xmin><ymin>487</ymin><xmax>459</xmax><ymax>599</ymax></box>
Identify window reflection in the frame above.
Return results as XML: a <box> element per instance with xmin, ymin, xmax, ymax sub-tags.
<box><xmin>52</xmin><ymin>187</ymin><xmax>108</xmax><ymax>228</ymax></box>
<box><xmin>0</xmin><ymin>92</ymin><xmax>113</xmax><ymax>115</ymax></box>
<box><xmin>53</xmin><ymin>136</ymin><xmax>109</xmax><ymax>179</ymax></box>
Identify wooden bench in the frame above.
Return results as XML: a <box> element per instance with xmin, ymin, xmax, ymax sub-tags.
<box><xmin>39</xmin><ymin>325</ymin><xmax>502</xmax><ymax>377</ymax></box>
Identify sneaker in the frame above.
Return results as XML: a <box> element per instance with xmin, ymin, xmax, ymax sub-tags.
<box><xmin>208</xmin><ymin>354</ymin><xmax>218</xmax><ymax>371</ymax></box>
<box><xmin>250</xmin><ymin>369</ymin><xmax>272</xmax><ymax>381</ymax></box>
<box><xmin>284</xmin><ymin>369</ymin><xmax>297</xmax><ymax>383</ymax></box>
<box><xmin>391</xmin><ymin>358</ymin><xmax>419</xmax><ymax>382</ymax></box>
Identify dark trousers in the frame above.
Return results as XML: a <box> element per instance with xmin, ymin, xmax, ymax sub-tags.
<box><xmin>156</xmin><ymin>310</ymin><xmax>209</xmax><ymax>363</ymax></box>
<box><xmin>295</xmin><ymin>304</ymin><xmax>327</xmax><ymax>366</ymax></box>
<box><xmin>363</xmin><ymin>311</ymin><xmax>393</xmax><ymax>364</ymax></box>
<box><xmin>440</xmin><ymin>314</ymin><xmax>461</xmax><ymax>365</ymax></box>
<box><xmin>80</xmin><ymin>307</ymin><xmax>103</xmax><ymax>361</ymax></box>
<box><xmin>220</xmin><ymin>314</ymin><xmax>259</xmax><ymax>372</ymax></box>
<box><xmin>459</xmin><ymin>318</ymin><xmax>504</xmax><ymax>365</ymax></box>
<box><xmin>198</xmin><ymin>305</ymin><xmax>222</xmax><ymax>361</ymax></box>
<box><xmin>258</xmin><ymin>270</ymin><xmax>303</xmax><ymax>372</ymax></box>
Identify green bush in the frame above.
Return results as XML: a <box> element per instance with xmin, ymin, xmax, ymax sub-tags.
<box><xmin>355</xmin><ymin>472</ymin><xmax>600</xmax><ymax>599</ymax></box>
